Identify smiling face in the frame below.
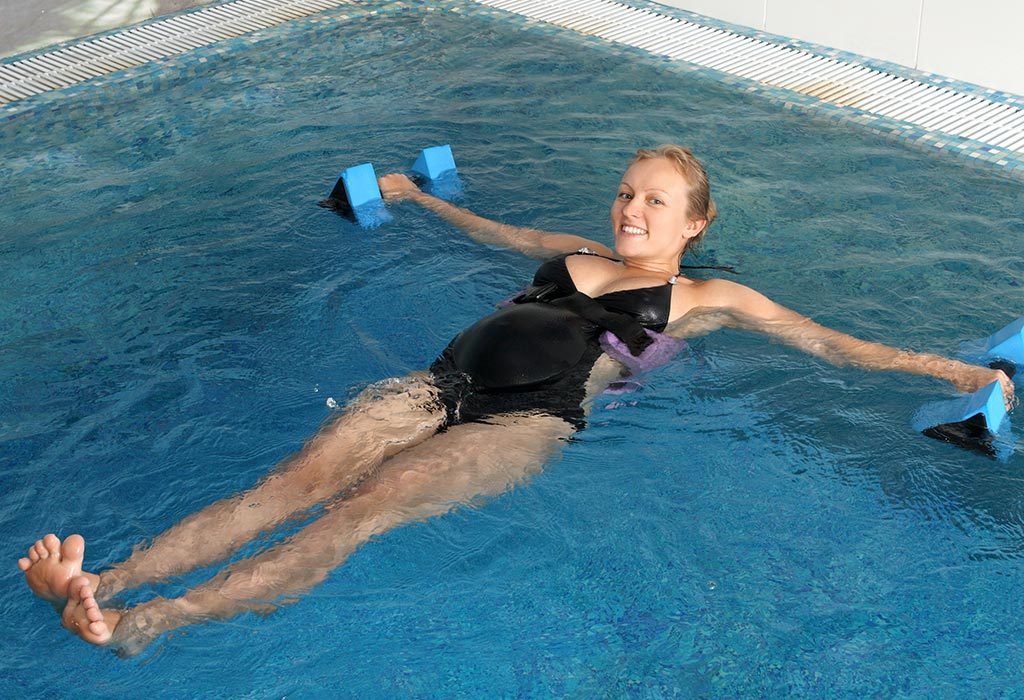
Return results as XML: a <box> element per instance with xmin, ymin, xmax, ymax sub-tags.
<box><xmin>610</xmin><ymin>156</ymin><xmax>706</xmax><ymax>267</ymax></box>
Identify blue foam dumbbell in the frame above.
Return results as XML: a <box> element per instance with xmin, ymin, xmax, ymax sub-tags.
<box><xmin>320</xmin><ymin>162</ymin><xmax>392</xmax><ymax>228</ymax></box>
<box><xmin>917</xmin><ymin>380</ymin><xmax>1009</xmax><ymax>458</ymax></box>
<box><xmin>915</xmin><ymin>316</ymin><xmax>1024</xmax><ymax>458</ymax></box>
<box><xmin>321</xmin><ymin>146</ymin><xmax>460</xmax><ymax>227</ymax></box>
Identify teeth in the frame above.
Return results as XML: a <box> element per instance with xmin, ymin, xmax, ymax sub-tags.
<box><xmin>621</xmin><ymin>225</ymin><xmax>647</xmax><ymax>235</ymax></box>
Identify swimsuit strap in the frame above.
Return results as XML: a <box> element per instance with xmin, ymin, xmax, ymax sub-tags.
<box><xmin>680</xmin><ymin>264</ymin><xmax>739</xmax><ymax>274</ymax></box>
<box><xmin>573</xmin><ymin>247</ymin><xmax>620</xmax><ymax>262</ymax></box>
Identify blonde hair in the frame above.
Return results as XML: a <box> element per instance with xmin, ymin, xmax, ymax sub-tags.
<box><xmin>630</xmin><ymin>144</ymin><xmax>717</xmax><ymax>255</ymax></box>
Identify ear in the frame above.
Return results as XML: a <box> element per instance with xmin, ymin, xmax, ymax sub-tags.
<box><xmin>682</xmin><ymin>218</ymin><xmax>707</xmax><ymax>240</ymax></box>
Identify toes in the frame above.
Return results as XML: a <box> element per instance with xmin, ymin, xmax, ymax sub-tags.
<box><xmin>18</xmin><ymin>557</ymin><xmax>30</xmax><ymax>572</ymax></box>
<box><xmin>28</xmin><ymin>545</ymin><xmax>40</xmax><ymax>563</ymax></box>
<box><xmin>43</xmin><ymin>534</ymin><xmax>61</xmax><ymax>556</ymax></box>
<box><xmin>33</xmin><ymin>540</ymin><xmax>48</xmax><ymax>560</ymax></box>
<box><xmin>83</xmin><ymin>601</ymin><xmax>102</xmax><ymax>622</ymax></box>
<box><xmin>62</xmin><ymin>577</ymin><xmax>89</xmax><ymax>629</ymax></box>
<box><xmin>62</xmin><ymin>577</ymin><xmax>115</xmax><ymax>645</ymax></box>
<box><xmin>61</xmin><ymin>534</ymin><xmax>85</xmax><ymax>565</ymax></box>
<box><xmin>87</xmin><ymin>619</ymin><xmax>110</xmax><ymax>640</ymax></box>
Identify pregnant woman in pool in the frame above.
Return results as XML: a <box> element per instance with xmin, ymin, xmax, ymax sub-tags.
<box><xmin>20</xmin><ymin>145</ymin><xmax>1012</xmax><ymax>655</ymax></box>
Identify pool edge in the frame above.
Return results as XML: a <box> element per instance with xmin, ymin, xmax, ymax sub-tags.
<box><xmin>3</xmin><ymin>0</ymin><xmax>1024</xmax><ymax>181</ymax></box>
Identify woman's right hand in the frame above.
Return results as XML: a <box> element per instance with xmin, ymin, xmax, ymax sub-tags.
<box><xmin>993</xmin><ymin>368</ymin><xmax>1015</xmax><ymax>412</ymax></box>
<box><xmin>378</xmin><ymin>173</ymin><xmax>421</xmax><ymax>202</ymax></box>
<box><xmin>950</xmin><ymin>364</ymin><xmax>1016</xmax><ymax>412</ymax></box>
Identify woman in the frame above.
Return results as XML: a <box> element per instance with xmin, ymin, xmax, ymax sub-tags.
<box><xmin>20</xmin><ymin>145</ymin><xmax>1012</xmax><ymax>655</ymax></box>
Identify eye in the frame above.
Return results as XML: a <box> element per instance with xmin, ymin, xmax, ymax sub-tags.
<box><xmin>617</xmin><ymin>191</ymin><xmax>633</xmax><ymax>201</ymax></box>
<box><xmin>649</xmin><ymin>197</ymin><xmax>664</xmax><ymax>205</ymax></box>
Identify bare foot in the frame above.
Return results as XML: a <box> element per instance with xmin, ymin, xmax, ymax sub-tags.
<box><xmin>18</xmin><ymin>534</ymin><xmax>99</xmax><ymax>608</ymax></box>
<box><xmin>62</xmin><ymin>577</ymin><xmax>163</xmax><ymax>657</ymax></box>
<box><xmin>62</xmin><ymin>576</ymin><xmax>120</xmax><ymax>647</ymax></box>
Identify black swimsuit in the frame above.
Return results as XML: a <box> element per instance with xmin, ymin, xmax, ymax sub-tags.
<box><xmin>429</xmin><ymin>251</ymin><xmax>673</xmax><ymax>430</ymax></box>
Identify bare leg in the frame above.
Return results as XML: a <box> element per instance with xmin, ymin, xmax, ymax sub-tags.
<box><xmin>28</xmin><ymin>374</ymin><xmax>444</xmax><ymax>606</ymax></box>
<box><xmin>62</xmin><ymin>413</ymin><xmax>574</xmax><ymax>655</ymax></box>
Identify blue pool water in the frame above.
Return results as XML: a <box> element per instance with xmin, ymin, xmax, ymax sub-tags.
<box><xmin>3</xmin><ymin>4</ymin><xmax>1024</xmax><ymax>697</ymax></box>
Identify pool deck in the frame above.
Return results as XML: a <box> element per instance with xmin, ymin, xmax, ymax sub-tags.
<box><xmin>0</xmin><ymin>0</ymin><xmax>211</xmax><ymax>58</ymax></box>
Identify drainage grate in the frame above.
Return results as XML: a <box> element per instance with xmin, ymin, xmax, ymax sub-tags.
<box><xmin>0</xmin><ymin>0</ymin><xmax>352</xmax><ymax>105</ymax></box>
<box><xmin>4</xmin><ymin>0</ymin><xmax>1024</xmax><ymax>159</ymax></box>
<box><xmin>472</xmin><ymin>0</ymin><xmax>1024</xmax><ymax>154</ymax></box>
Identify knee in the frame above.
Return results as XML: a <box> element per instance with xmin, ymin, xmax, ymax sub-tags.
<box><xmin>219</xmin><ymin>567</ymin><xmax>267</xmax><ymax>601</ymax></box>
<box><xmin>219</xmin><ymin>563</ymin><xmax>326</xmax><ymax>602</ymax></box>
<box><xmin>394</xmin><ymin>466</ymin><xmax>435</xmax><ymax>491</ymax></box>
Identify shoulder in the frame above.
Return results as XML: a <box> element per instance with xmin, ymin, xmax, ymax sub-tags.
<box><xmin>682</xmin><ymin>278</ymin><xmax>753</xmax><ymax>305</ymax></box>
<box><xmin>676</xmin><ymin>278</ymin><xmax>783</xmax><ymax>319</ymax></box>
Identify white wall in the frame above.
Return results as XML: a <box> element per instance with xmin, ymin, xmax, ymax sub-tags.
<box><xmin>916</xmin><ymin>0</ymin><xmax>1024</xmax><ymax>96</ymax></box>
<box><xmin>667</xmin><ymin>0</ymin><xmax>764</xmax><ymax>29</ymax></box>
<box><xmin>656</xmin><ymin>0</ymin><xmax>1024</xmax><ymax>97</ymax></box>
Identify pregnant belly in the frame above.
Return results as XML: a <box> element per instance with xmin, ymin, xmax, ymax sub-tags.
<box><xmin>450</xmin><ymin>304</ymin><xmax>595</xmax><ymax>389</ymax></box>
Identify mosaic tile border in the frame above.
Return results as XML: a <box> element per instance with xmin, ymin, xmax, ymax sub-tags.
<box><xmin>2</xmin><ymin>0</ymin><xmax>1024</xmax><ymax>180</ymax></box>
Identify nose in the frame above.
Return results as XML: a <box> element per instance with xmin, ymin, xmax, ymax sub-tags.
<box><xmin>622</xmin><ymin>197</ymin><xmax>643</xmax><ymax>219</ymax></box>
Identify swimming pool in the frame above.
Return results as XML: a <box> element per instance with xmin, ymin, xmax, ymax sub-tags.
<box><xmin>3</xmin><ymin>2</ymin><xmax>1024</xmax><ymax>696</ymax></box>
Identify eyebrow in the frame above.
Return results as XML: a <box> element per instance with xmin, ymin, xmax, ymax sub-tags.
<box><xmin>619</xmin><ymin>180</ymin><xmax>670</xmax><ymax>196</ymax></box>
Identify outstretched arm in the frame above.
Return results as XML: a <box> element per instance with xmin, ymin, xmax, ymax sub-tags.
<box><xmin>684</xmin><ymin>279</ymin><xmax>1014</xmax><ymax>406</ymax></box>
<box><xmin>378</xmin><ymin>174</ymin><xmax>614</xmax><ymax>259</ymax></box>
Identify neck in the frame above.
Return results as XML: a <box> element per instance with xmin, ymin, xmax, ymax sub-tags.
<box><xmin>620</xmin><ymin>257</ymin><xmax>681</xmax><ymax>278</ymax></box>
